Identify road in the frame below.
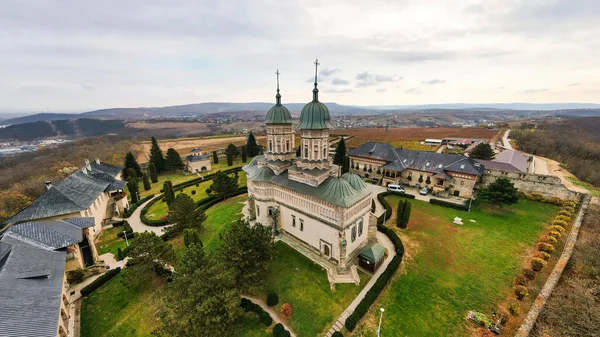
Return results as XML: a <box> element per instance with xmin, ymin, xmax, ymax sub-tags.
<box><xmin>502</xmin><ymin>130</ymin><xmax>513</xmax><ymax>149</ymax></box>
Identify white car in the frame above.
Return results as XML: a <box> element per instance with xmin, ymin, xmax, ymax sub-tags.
<box><xmin>387</xmin><ymin>184</ymin><xmax>405</xmax><ymax>193</ymax></box>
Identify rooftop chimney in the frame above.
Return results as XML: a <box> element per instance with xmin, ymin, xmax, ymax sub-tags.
<box><xmin>95</xmin><ymin>158</ymin><xmax>100</xmax><ymax>165</ymax></box>
<box><xmin>44</xmin><ymin>181</ymin><xmax>52</xmax><ymax>190</ymax></box>
<box><xmin>85</xmin><ymin>159</ymin><xmax>91</xmax><ymax>172</ymax></box>
<box><xmin>82</xmin><ymin>167</ymin><xmax>88</xmax><ymax>175</ymax></box>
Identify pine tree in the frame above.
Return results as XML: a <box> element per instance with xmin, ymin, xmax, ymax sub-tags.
<box><xmin>149</xmin><ymin>136</ymin><xmax>166</xmax><ymax>173</ymax></box>
<box><xmin>127</xmin><ymin>177</ymin><xmax>139</xmax><ymax>204</ymax></box>
<box><xmin>342</xmin><ymin>156</ymin><xmax>350</xmax><ymax>174</ymax></box>
<box><xmin>127</xmin><ymin>168</ymin><xmax>138</xmax><ymax>184</ymax></box>
<box><xmin>213</xmin><ymin>151</ymin><xmax>219</xmax><ymax>164</ymax></box>
<box><xmin>396</xmin><ymin>200</ymin><xmax>405</xmax><ymax>227</ymax></box>
<box><xmin>123</xmin><ymin>151</ymin><xmax>142</xmax><ymax>179</ymax></box>
<box><xmin>148</xmin><ymin>162</ymin><xmax>158</xmax><ymax>183</ymax></box>
<box><xmin>246</xmin><ymin>132</ymin><xmax>260</xmax><ymax>157</ymax></box>
<box><xmin>210</xmin><ymin>171</ymin><xmax>239</xmax><ymax>198</ymax></box>
<box><xmin>165</xmin><ymin>148</ymin><xmax>185</xmax><ymax>173</ymax></box>
<box><xmin>334</xmin><ymin>137</ymin><xmax>347</xmax><ymax>166</ymax></box>
<box><xmin>183</xmin><ymin>228</ymin><xmax>202</xmax><ymax>248</ymax></box>
<box><xmin>469</xmin><ymin>142</ymin><xmax>495</xmax><ymax>160</ymax></box>
<box><xmin>241</xmin><ymin>146</ymin><xmax>247</xmax><ymax>163</ymax></box>
<box><xmin>163</xmin><ymin>181</ymin><xmax>175</xmax><ymax>206</ymax></box>
<box><xmin>167</xmin><ymin>194</ymin><xmax>206</xmax><ymax>234</ymax></box>
<box><xmin>479</xmin><ymin>177</ymin><xmax>519</xmax><ymax>206</ymax></box>
<box><xmin>225</xmin><ymin>144</ymin><xmax>239</xmax><ymax>167</ymax></box>
<box><xmin>142</xmin><ymin>172</ymin><xmax>151</xmax><ymax>191</ymax></box>
<box><xmin>400</xmin><ymin>201</ymin><xmax>411</xmax><ymax>228</ymax></box>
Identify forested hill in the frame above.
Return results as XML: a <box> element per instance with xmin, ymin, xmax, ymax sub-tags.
<box><xmin>0</xmin><ymin>118</ymin><xmax>128</xmax><ymax>141</ymax></box>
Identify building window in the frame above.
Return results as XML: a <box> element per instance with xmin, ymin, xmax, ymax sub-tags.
<box><xmin>323</xmin><ymin>147</ymin><xmax>326</xmax><ymax>157</ymax></box>
<box><xmin>268</xmin><ymin>207</ymin><xmax>273</xmax><ymax>216</ymax></box>
<box><xmin>351</xmin><ymin>226</ymin><xmax>357</xmax><ymax>242</ymax></box>
<box><xmin>304</xmin><ymin>146</ymin><xmax>308</xmax><ymax>157</ymax></box>
<box><xmin>292</xmin><ymin>215</ymin><xmax>296</xmax><ymax>227</ymax></box>
<box><xmin>269</xmin><ymin>140</ymin><xmax>272</xmax><ymax>151</ymax></box>
<box><xmin>256</xmin><ymin>206</ymin><xmax>260</xmax><ymax>216</ymax></box>
<box><xmin>300</xmin><ymin>219</ymin><xmax>304</xmax><ymax>231</ymax></box>
<box><xmin>460</xmin><ymin>181</ymin><xmax>464</xmax><ymax>186</ymax></box>
<box><xmin>358</xmin><ymin>219</ymin><xmax>363</xmax><ymax>236</ymax></box>
<box><xmin>286</xmin><ymin>140</ymin><xmax>290</xmax><ymax>152</ymax></box>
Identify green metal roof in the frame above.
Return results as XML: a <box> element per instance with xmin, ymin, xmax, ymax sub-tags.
<box><xmin>265</xmin><ymin>99</ymin><xmax>292</xmax><ymax>124</ymax></box>
<box><xmin>341</xmin><ymin>172</ymin><xmax>368</xmax><ymax>190</ymax></box>
<box><xmin>359</xmin><ymin>243</ymin><xmax>386</xmax><ymax>263</ymax></box>
<box><xmin>298</xmin><ymin>84</ymin><xmax>332</xmax><ymax>130</ymax></box>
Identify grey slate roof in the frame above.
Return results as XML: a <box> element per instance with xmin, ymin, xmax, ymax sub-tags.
<box><xmin>63</xmin><ymin>217</ymin><xmax>95</xmax><ymax>229</ymax></box>
<box><xmin>244</xmin><ymin>157</ymin><xmax>370</xmax><ymax>208</ymax></box>
<box><xmin>5</xmin><ymin>220</ymin><xmax>83</xmax><ymax>250</ymax></box>
<box><xmin>0</xmin><ymin>235</ymin><xmax>67</xmax><ymax>337</ymax></box>
<box><xmin>474</xmin><ymin>159</ymin><xmax>522</xmax><ymax>173</ymax></box>
<box><xmin>5</xmin><ymin>162</ymin><xmax>124</xmax><ymax>224</ymax></box>
<box><xmin>349</xmin><ymin>142</ymin><xmax>484</xmax><ymax>176</ymax></box>
<box><xmin>494</xmin><ymin>150</ymin><xmax>529</xmax><ymax>173</ymax></box>
<box><xmin>185</xmin><ymin>154</ymin><xmax>210</xmax><ymax>163</ymax></box>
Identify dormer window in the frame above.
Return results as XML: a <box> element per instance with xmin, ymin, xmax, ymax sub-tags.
<box><xmin>460</xmin><ymin>164</ymin><xmax>465</xmax><ymax>169</ymax></box>
<box><xmin>426</xmin><ymin>162</ymin><xmax>430</xmax><ymax>167</ymax></box>
<box><xmin>438</xmin><ymin>164</ymin><xmax>443</xmax><ymax>168</ymax></box>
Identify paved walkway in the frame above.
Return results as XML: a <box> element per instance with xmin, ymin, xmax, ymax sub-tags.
<box><xmin>123</xmin><ymin>196</ymin><xmax>170</xmax><ymax>235</ymax></box>
<box><xmin>242</xmin><ymin>296</ymin><xmax>297</xmax><ymax>337</ymax></box>
<box><xmin>533</xmin><ymin>156</ymin><xmax>549</xmax><ymax>175</ymax></box>
<box><xmin>324</xmin><ymin>231</ymin><xmax>396</xmax><ymax>337</ymax></box>
<box><xmin>502</xmin><ymin>129</ymin><xmax>513</xmax><ymax>149</ymax></box>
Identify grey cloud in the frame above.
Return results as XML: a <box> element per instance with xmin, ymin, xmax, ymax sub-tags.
<box><xmin>81</xmin><ymin>84</ymin><xmax>93</xmax><ymax>90</ymax></box>
<box><xmin>331</xmin><ymin>78</ymin><xmax>349</xmax><ymax>85</ymax></box>
<box><xmin>356</xmin><ymin>72</ymin><xmax>402</xmax><ymax>87</ymax></box>
<box><xmin>376</xmin><ymin>88</ymin><xmax>387</xmax><ymax>93</ymax></box>
<box><xmin>519</xmin><ymin>88</ymin><xmax>550</xmax><ymax>94</ymax></box>
<box><xmin>405</xmin><ymin>88</ymin><xmax>422</xmax><ymax>94</ymax></box>
<box><xmin>422</xmin><ymin>79</ymin><xmax>446</xmax><ymax>85</ymax></box>
<box><xmin>326</xmin><ymin>88</ymin><xmax>353</xmax><ymax>94</ymax></box>
<box><xmin>319</xmin><ymin>68</ymin><xmax>341</xmax><ymax>77</ymax></box>
<box><xmin>567</xmin><ymin>83</ymin><xmax>580</xmax><ymax>87</ymax></box>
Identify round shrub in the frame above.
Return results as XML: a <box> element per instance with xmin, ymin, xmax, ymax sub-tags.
<box><xmin>537</xmin><ymin>242</ymin><xmax>555</xmax><ymax>253</ymax></box>
<box><xmin>259</xmin><ymin>311</ymin><xmax>273</xmax><ymax>326</ymax></box>
<box><xmin>558</xmin><ymin>210</ymin><xmax>571</xmax><ymax>217</ymax></box>
<box><xmin>195</xmin><ymin>183</ymin><xmax>199</xmax><ymax>187</ymax></box>
<box><xmin>552</xmin><ymin>220</ymin><xmax>568</xmax><ymax>228</ymax></box>
<box><xmin>548</xmin><ymin>230</ymin><xmax>561</xmax><ymax>238</ymax></box>
<box><xmin>563</xmin><ymin>206</ymin><xmax>575</xmax><ymax>213</ymax></box>
<box><xmin>191</xmin><ymin>190</ymin><xmax>196</xmax><ymax>195</ymax></box>
<box><xmin>513</xmin><ymin>275</ymin><xmax>528</xmax><ymax>286</ymax></box>
<box><xmin>278</xmin><ymin>331</ymin><xmax>291</xmax><ymax>337</ymax></box>
<box><xmin>272</xmin><ymin>323</ymin><xmax>284</xmax><ymax>337</ymax></box>
<box><xmin>498</xmin><ymin>309</ymin><xmax>510</xmax><ymax>325</ymax></box>
<box><xmin>533</xmin><ymin>251</ymin><xmax>551</xmax><ymax>261</ymax></box>
<box><xmin>539</xmin><ymin>235</ymin><xmax>558</xmax><ymax>245</ymax></box>
<box><xmin>280</xmin><ymin>303</ymin><xmax>292</xmax><ymax>318</ymax></box>
<box><xmin>508</xmin><ymin>300</ymin><xmax>521</xmax><ymax>316</ymax></box>
<box><xmin>531</xmin><ymin>257</ymin><xmax>547</xmax><ymax>271</ymax></box>
<box><xmin>554</xmin><ymin>215</ymin><xmax>570</xmax><ymax>223</ymax></box>
<box><xmin>563</xmin><ymin>201</ymin><xmax>576</xmax><ymax>208</ymax></box>
<box><xmin>332</xmin><ymin>332</ymin><xmax>344</xmax><ymax>337</ymax></box>
<box><xmin>522</xmin><ymin>268</ymin><xmax>536</xmax><ymax>281</ymax></box>
<box><xmin>267</xmin><ymin>292</ymin><xmax>279</xmax><ymax>306</ymax></box>
<box><xmin>205</xmin><ymin>188</ymin><xmax>212</xmax><ymax>195</ymax></box>
<box><xmin>547</xmin><ymin>196</ymin><xmax>563</xmax><ymax>205</ymax></box>
<box><xmin>514</xmin><ymin>285</ymin><xmax>528</xmax><ymax>300</ymax></box>
<box><xmin>549</xmin><ymin>225</ymin><xmax>565</xmax><ymax>234</ymax></box>
<box><xmin>240</xmin><ymin>298</ymin><xmax>251</xmax><ymax>311</ymax></box>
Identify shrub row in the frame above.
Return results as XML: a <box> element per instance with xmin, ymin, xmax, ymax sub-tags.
<box><xmin>345</xmin><ymin>217</ymin><xmax>405</xmax><ymax>331</ymax></box>
<box><xmin>80</xmin><ymin>267</ymin><xmax>121</xmax><ymax>297</ymax></box>
<box><xmin>170</xmin><ymin>167</ymin><xmax>242</xmax><ymax>190</ymax></box>
<box><xmin>520</xmin><ymin>192</ymin><xmax>564</xmax><ymax>205</ymax></box>
<box><xmin>240</xmin><ymin>298</ymin><xmax>273</xmax><ymax>327</ymax></box>
<box><xmin>429</xmin><ymin>197</ymin><xmax>470</xmax><ymax>211</ymax></box>
<box><xmin>122</xmin><ymin>194</ymin><xmax>155</xmax><ymax>218</ymax></box>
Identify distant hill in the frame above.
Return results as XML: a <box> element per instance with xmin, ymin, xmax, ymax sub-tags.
<box><xmin>0</xmin><ymin>113</ymin><xmax>81</xmax><ymax>126</ymax></box>
<box><xmin>0</xmin><ymin>118</ymin><xmax>128</xmax><ymax>141</ymax></box>
<box><xmin>355</xmin><ymin>103</ymin><xmax>600</xmax><ymax>111</ymax></box>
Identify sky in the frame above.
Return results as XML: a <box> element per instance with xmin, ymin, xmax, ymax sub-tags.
<box><xmin>1</xmin><ymin>0</ymin><xmax>599</xmax><ymax>113</ymax></box>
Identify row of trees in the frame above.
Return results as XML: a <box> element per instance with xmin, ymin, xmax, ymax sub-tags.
<box><xmin>148</xmin><ymin>137</ymin><xmax>185</xmax><ymax>174</ymax></box>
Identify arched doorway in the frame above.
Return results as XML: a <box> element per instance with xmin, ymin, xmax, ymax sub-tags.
<box><xmin>323</xmin><ymin>245</ymin><xmax>330</xmax><ymax>257</ymax></box>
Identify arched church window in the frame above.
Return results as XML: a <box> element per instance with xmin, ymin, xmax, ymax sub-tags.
<box><xmin>269</xmin><ymin>140</ymin><xmax>273</xmax><ymax>152</ymax></box>
<box><xmin>351</xmin><ymin>226</ymin><xmax>357</xmax><ymax>242</ymax></box>
<box><xmin>304</xmin><ymin>146</ymin><xmax>308</xmax><ymax>158</ymax></box>
<box><xmin>314</xmin><ymin>145</ymin><xmax>319</xmax><ymax>159</ymax></box>
<box><xmin>286</xmin><ymin>140</ymin><xmax>290</xmax><ymax>152</ymax></box>
<box><xmin>323</xmin><ymin>147</ymin><xmax>326</xmax><ymax>157</ymax></box>
<box><xmin>358</xmin><ymin>219</ymin><xmax>363</xmax><ymax>236</ymax></box>
<box><xmin>277</xmin><ymin>141</ymin><xmax>281</xmax><ymax>153</ymax></box>
<box><xmin>268</xmin><ymin>207</ymin><xmax>273</xmax><ymax>216</ymax></box>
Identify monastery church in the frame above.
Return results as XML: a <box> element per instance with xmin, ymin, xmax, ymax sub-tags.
<box><xmin>243</xmin><ymin>61</ymin><xmax>386</xmax><ymax>282</ymax></box>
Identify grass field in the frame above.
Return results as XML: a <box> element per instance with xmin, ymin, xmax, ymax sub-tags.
<box><xmin>96</xmin><ymin>227</ymin><xmax>127</xmax><ymax>257</ymax></box>
<box><xmin>146</xmin><ymin>171</ymin><xmax>246</xmax><ymax>220</ymax></box>
<box><xmin>256</xmin><ymin>242</ymin><xmax>369</xmax><ymax>337</ymax></box>
<box><xmin>352</xmin><ymin>196</ymin><xmax>558</xmax><ymax>337</ymax></box>
<box><xmin>169</xmin><ymin>193</ymin><xmax>248</xmax><ymax>258</ymax></box>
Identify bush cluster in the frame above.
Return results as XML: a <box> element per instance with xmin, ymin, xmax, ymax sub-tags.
<box><xmin>539</xmin><ymin>235</ymin><xmax>558</xmax><ymax>245</ymax></box>
<box><xmin>546</xmin><ymin>196</ymin><xmax>564</xmax><ymax>205</ymax></box>
<box><xmin>548</xmin><ymin>230</ymin><xmax>561</xmax><ymax>238</ymax></box>
<box><xmin>557</xmin><ymin>210</ymin><xmax>572</xmax><ymax>217</ymax></box>
<box><xmin>66</xmin><ymin>268</ymin><xmax>87</xmax><ymax>284</ymax></box>
<box><xmin>122</xmin><ymin>194</ymin><xmax>155</xmax><ymax>218</ymax></box>
<box><xmin>522</xmin><ymin>268</ymin><xmax>536</xmax><ymax>281</ymax></box>
<box><xmin>533</xmin><ymin>251</ymin><xmax>551</xmax><ymax>261</ymax></box>
<box><xmin>549</xmin><ymin>225</ymin><xmax>565</xmax><ymax>234</ymax></box>
<box><xmin>507</xmin><ymin>300</ymin><xmax>520</xmax><ymax>316</ymax></box>
<box><xmin>116</xmin><ymin>221</ymin><xmax>134</xmax><ymax>239</ymax></box>
<box><xmin>267</xmin><ymin>292</ymin><xmax>279</xmax><ymax>306</ymax></box>
<box><xmin>240</xmin><ymin>298</ymin><xmax>273</xmax><ymax>327</ymax></box>
<box><xmin>536</xmin><ymin>242</ymin><xmax>555</xmax><ymax>253</ymax></box>
<box><xmin>531</xmin><ymin>257</ymin><xmax>547</xmax><ymax>272</ymax></box>
<box><xmin>552</xmin><ymin>219</ymin><xmax>568</xmax><ymax>228</ymax></box>
<box><xmin>513</xmin><ymin>275</ymin><xmax>528</xmax><ymax>286</ymax></box>
<box><xmin>514</xmin><ymin>285</ymin><xmax>528</xmax><ymax>300</ymax></box>
<box><xmin>429</xmin><ymin>197</ymin><xmax>470</xmax><ymax>211</ymax></box>
<box><xmin>80</xmin><ymin>267</ymin><xmax>121</xmax><ymax>296</ymax></box>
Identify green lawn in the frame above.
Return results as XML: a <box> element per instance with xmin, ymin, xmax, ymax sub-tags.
<box><xmin>169</xmin><ymin>193</ymin><xmax>248</xmax><ymax>258</ymax></box>
<box><xmin>80</xmin><ymin>270</ymin><xmax>270</xmax><ymax>337</ymax></box>
<box><xmin>353</xmin><ymin>197</ymin><xmax>558</xmax><ymax>337</ymax></box>
<box><xmin>258</xmin><ymin>242</ymin><xmax>370</xmax><ymax>337</ymax></box>
<box><xmin>146</xmin><ymin>171</ymin><xmax>246</xmax><ymax>221</ymax></box>
<box><xmin>96</xmin><ymin>227</ymin><xmax>127</xmax><ymax>257</ymax></box>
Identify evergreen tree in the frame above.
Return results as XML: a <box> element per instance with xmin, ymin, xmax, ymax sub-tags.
<box><xmin>148</xmin><ymin>162</ymin><xmax>158</xmax><ymax>183</ymax></box>
<box><xmin>183</xmin><ymin>228</ymin><xmax>202</xmax><ymax>248</ymax></box>
<box><xmin>142</xmin><ymin>172</ymin><xmax>151</xmax><ymax>191</ymax></box>
<box><xmin>123</xmin><ymin>151</ymin><xmax>142</xmax><ymax>179</ymax></box>
<box><xmin>245</xmin><ymin>132</ymin><xmax>260</xmax><ymax>157</ymax></box>
<box><xmin>241</xmin><ymin>146</ymin><xmax>248</xmax><ymax>163</ymax></box>
<box><xmin>218</xmin><ymin>219</ymin><xmax>274</xmax><ymax>292</ymax></box>
<box><xmin>210</xmin><ymin>171</ymin><xmax>239</xmax><ymax>198</ymax></box>
<box><xmin>127</xmin><ymin>168</ymin><xmax>138</xmax><ymax>185</ymax></box>
<box><xmin>166</xmin><ymin>193</ymin><xmax>206</xmax><ymax>234</ymax></box>
<box><xmin>396</xmin><ymin>199</ymin><xmax>406</xmax><ymax>227</ymax></box>
<box><xmin>469</xmin><ymin>142</ymin><xmax>495</xmax><ymax>160</ymax></box>
<box><xmin>400</xmin><ymin>201</ymin><xmax>411</xmax><ymax>228</ymax></box>
<box><xmin>165</xmin><ymin>148</ymin><xmax>185</xmax><ymax>173</ymax></box>
<box><xmin>212</xmin><ymin>150</ymin><xmax>219</xmax><ymax>164</ymax></box>
<box><xmin>127</xmin><ymin>177</ymin><xmax>139</xmax><ymax>204</ymax></box>
<box><xmin>149</xmin><ymin>136</ymin><xmax>166</xmax><ymax>173</ymax></box>
<box><xmin>479</xmin><ymin>177</ymin><xmax>519</xmax><ymax>206</ymax></box>
<box><xmin>124</xmin><ymin>232</ymin><xmax>176</xmax><ymax>287</ymax></box>
<box><xmin>163</xmin><ymin>181</ymin><xmax>175</xmax><ymax>206</ymax></box>
<box><xmin>342</xmin><ymin>156</ymin><xmax>350</xmax><ymax>174</ymax></box>
<box><xmin>333</xmin><ymin>137</ymin><xmax>347</xmax><ymax>166</ymax></box>
<box><xmin>225</xmin><ymin>144</ymin><xmax>239</xmax><ymax>166</ymax></box>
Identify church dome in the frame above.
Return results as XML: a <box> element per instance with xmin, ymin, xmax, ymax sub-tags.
<box><xmin>298</xmin><ymin>60</ymin><xmax>333</xmax><ymax>130</ymax></box>
<box><xmin>341</xmin><ymin>172</ymin><xmax>368</xmax><ymax>190</ymax></box>
<box><xmin>265</xmin><ymin>100</ymin><xmax>292</xmax><ymax>124</ymax></box>
<box><xmin>248</xmin><ymin>165</ymin><xmax>275</xmax><ymax>182</ymax></box>
<box><xmin>317</xmin><ymin>177</ymin><xmax>360</xmax><ymax>207</ymax></box>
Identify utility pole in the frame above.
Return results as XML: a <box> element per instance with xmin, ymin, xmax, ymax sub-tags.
<box><xmin>123</xmin><ymin>231</ymin><xmax>129</xmax><ymax>246</ymax></box>
<box><xmin>376</xmin><ymin>307</ymin><xmax>385</xmax><ymax>336</ymax></box>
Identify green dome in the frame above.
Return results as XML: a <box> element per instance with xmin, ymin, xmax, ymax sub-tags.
<box><xmin>265</xmin><ymin>102</ymin><xmax>292</xmax><ymax>124</ymax></box>
<box><xmin>298</xmin><ymin>87</ymin><xmax>333</xmax><ymax>130</ymax></box>
<box><xmin>341</xmin><ymin>172</ymin><xmax>367</xmax><ymax>190</ymax></box>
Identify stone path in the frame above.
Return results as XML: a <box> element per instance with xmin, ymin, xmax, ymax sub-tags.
<box><xmin>324</xmin><ymin>231</ymin><xmax>396</xmax><ymax>337</ymax></box>
<box><xmin>502</xmin><ymin>129</ymin><xmax>513</xmax><ymax>149</ymax></box>
<box><xmin>122</xmin><ymin>196</ymin><xmax>170</xmax><ymax>235</ymax></box>
<box><xmin>242</xmin><ymin>295</ymin><xmax>297</xmax><ymax>337</ymax></box>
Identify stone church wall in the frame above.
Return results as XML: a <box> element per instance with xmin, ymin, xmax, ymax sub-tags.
<box><xmin>480</xmin><ymin>169</ymin><xmax>579</xmax><ymax>200</ymax></box>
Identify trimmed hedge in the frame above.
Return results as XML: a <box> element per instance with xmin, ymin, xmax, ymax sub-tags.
<box><xmin>170</xmin><ymin>167</ymin><xmax>242</xmax><ymax>190</ymax></box>
<box><xmin>122</xmin><ymin>194</ymin><xmax>154</xmax><ymax>218</ymax></box>
<box><xmin>80</xmin><ymin>267</ymin><xmax>121</xmax><ymax>296</ymax></box>
<box><xmin>429</xmin><ymin>197</ymin><xmax>470</xmax><ymax>211</ymax></box>
<box><xmin>272</xmin><ymin>323</ymin><xmax>284</xmax><ymax>336</ymax></box>
<box><xmin>116</xmin><ymin>221</ymin><xmax>134</xmax><ymax>238</ymax></box>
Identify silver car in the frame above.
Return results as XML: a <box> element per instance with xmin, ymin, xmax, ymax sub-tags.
<box><xmin>419</xmin><ymin>187</ymin><xmax>429</xmax><ymax>195</ymax></box>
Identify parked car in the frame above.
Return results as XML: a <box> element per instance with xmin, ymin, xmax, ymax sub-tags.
<box><xmin>387</xmin><ymin>184</ymin><xmax>405</xmax><ymax>193</ymax></box>
<box><xmin>419</xmin><ymin>187</ymin><xmax>430</xmax><ymax>195</ymax></box>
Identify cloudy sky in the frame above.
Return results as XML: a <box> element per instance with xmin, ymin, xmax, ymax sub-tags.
<box><xmin>1</xmin><ymin>0</ymin><xmax>599</xmax><ymax>112</ymax></box>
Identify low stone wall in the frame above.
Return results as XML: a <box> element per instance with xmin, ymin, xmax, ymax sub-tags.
<box><xmin>514</xmin><ymin>194</ymin><xmax>591</xmax><ymax>337</ymax></box>
<box><xmin>481</xmin><ymin>169</ymin><xmax>579</xmax><ymax>200</ymax></box>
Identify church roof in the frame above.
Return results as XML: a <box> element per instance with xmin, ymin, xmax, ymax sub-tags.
<box><xmin>359</xmin><ymin>242</ymin><xmax>386</xmax><ymax>263</ymax></box>
<box><xmin>265</xmin><ymin>69</ymin><xmax>293</xmax><ymax>125</ymax></box>
<box><xmin>298</xmin><ymin>60</ymin><xmax>332</xmax><ymax>130</ymax></box>
<box><xmin>341</xmin><ymin>172</ymin><xmax>368</xmax><ymax>190</ymax></box>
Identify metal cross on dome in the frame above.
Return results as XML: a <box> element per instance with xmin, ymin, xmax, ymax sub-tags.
<box><xmin>275</xmin><ymin>68</ymin><xmax>280</xmax><ymax>92</ymax></box>
<box><xmin>314</xmin><ymin>58</ymin><xmax>320</xmax><ymax>85</ymax></box>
